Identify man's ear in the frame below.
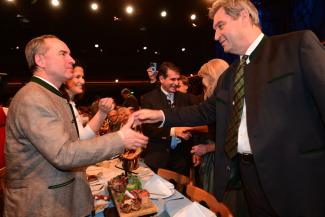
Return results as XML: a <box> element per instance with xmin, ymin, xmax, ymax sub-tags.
<box><xmin>159</xmin><ymin>75</ymin><xmax>164</xmax><ymax>83</ymax></box>
<box><xmin>240</xmin><ymin>9</ymin><xmax>250</xmax><ymax>24</ymax></box>
<box><xmin>35</xmin><ymin>54</ymin><xmax>45</xmax><ymax>68</ymax></box>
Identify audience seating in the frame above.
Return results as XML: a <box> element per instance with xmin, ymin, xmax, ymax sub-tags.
<box><xmin>157</xmin><ymin>168</ymin><xmax>190</xmax><ymax>193</ymax></box>
<box><xmin>186</xmin><ymin>184</ymin><xmax>234</xmax><ymax>217</ymax></box>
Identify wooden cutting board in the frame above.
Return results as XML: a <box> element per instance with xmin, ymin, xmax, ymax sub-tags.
<box><xmin>110</xmin><ymin>190</ymin><xmax>158</xmax><ymax>217</ymax></box>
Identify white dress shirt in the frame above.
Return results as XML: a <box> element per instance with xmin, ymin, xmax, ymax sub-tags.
<box><xmin>237</xmin><ymin>33</ymin><xmax>264</xmax><ymax>154</ymax></box>
<box><xmin>160</xmin><ymin>86</ymin><xmax>176</xmax><ymax>136</ymax></box>
<box><xmin>70</xmin><ymin>101</ymin><xmax>95</xmax><ymax>140</ymax></box>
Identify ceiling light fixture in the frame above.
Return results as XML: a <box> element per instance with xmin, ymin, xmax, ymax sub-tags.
<box><xmin>181</xmin><ymin>48</ymin><xmax>186</xmax><ymax>52</ymax></box>
<box><xmin>190</xmin><ymin>14</ymin><xmax>196</xmax><ymax>20</ymax></box>
<box><xmin>51</xmin><ymin>0</ymin><xmax>60</xmax><ymax>7</ymax></box>
<box><xmin>90</xmin><ymin>2</ymin><xmax>99</xmax><ymax>11</ymax></box>
<box><xmin>126</xmin><ymin>6</ymin><xmax>134</xmax><ymax>14</ymax></box>
<box><xmin>94</xmin><ymin>44</ymin><xmax>99</xmax><ymax>48</ymax></box>
<box><xmin>161</xmin><ymin>11</ymin><xmax>167</xmax><ymax>17</ymax></box>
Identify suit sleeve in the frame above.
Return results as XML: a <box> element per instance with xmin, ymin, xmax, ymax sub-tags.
<box><xmin>163</xmin><ymin>86</ymin><xmax>220</xmax><ymax>127</ymax></box>
<box><xmin>300</xmin><ymin>30</ymin><xmax>325</xmax><ymax>123</ymax></box>
<box><xmin>140</xmin><ymin>93</ymin><xmax>171</xmax><ymax>139</ymax></box>
<box><xmin>15</xmin><ymin>92</ymin><xmax>124</xmax><ymax>170</ymax></box>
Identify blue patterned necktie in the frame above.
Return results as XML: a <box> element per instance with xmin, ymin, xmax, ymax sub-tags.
<box><xmin>225</xmin><ymin>55</ymin><xmax>249</xmax><ymax>159</ymax></box>
<box><xmin>166</xmin><ymin>93</ymin><xmax>175</xmax><ymax>109</ymax></box>
<box><xmin>166</xmin><ymin>93</ymin><xmax>180</xmax><ymax>149</ymax></box>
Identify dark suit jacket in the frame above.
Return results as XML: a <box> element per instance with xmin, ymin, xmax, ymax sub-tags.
<box><xmin>163</xmin><ymin>30</ymin><xmax>325</xmax><ymax>217</ymax></box>
<box><xmin>141</xmin><ymin>87</ymin><xmax>197</xmax><ymax>175</ymax></box>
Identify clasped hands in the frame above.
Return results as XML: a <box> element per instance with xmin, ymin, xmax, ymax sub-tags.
<box><xmin>118</xmin><ymin>113</ymin><xmax>148</xmax><ymax>151</ymax></box>
<box><xmin>174</xmin><ymin>127</ymin><xmax>192</xmax><ymax>140</ymax></box>
<box><xmin>97</xmin><ymin>97</ymin><xmax>115</xmax><ymax>114</ymax></box>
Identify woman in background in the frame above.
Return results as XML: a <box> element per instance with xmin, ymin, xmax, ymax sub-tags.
<box><xmin>191</xmin><ymin>58</ymin><xmax>249</xmax><ymax>217</ymax></box>
<box><xmin>191</xmin><ymin>58</ymin><xmax>229</xmax><ymax>192</ymax></box>
<box><xmin>62</xmin><ymin>61</ymin><xmax>114</xmax><ymax>140</ymax></box>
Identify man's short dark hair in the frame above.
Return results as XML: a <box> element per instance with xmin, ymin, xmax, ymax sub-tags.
<box><xmin>158</xmin><ymin>62</ymin><xmax>180</xmax><ymax>78</ymax></box>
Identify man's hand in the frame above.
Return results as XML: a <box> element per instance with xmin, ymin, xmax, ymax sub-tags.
<box><xmin>118</xmin><ymin>114</ymin><xmax>148</xmax><ymax>150</ymax></box>
<box><xmin>192</xmin><ymin>155</ymin><xmax>201</xmax><ymax>167</ymax></box>
<box><xmin>147</xmin><ymin>67</ymin><xmax>157</xmax><ymax>83</ymax></box>
<box><xmin>98</xmin><ymin>98</ymin><xmax>115</xmax><ymax>114</ymax></box>
<box><xmin>191</xmin><ymin>144</ymin><xmax>215</xmax><ymax>156</ymax></box>
<box><xmin>174</xmin><ymin>127</ymin><xmax>192</xmax><ymax>140</ymax></box>
<box><xmin>133</xmin><ymin>109</ymin><xmax>164</xmax><ymax>126</ymax></box>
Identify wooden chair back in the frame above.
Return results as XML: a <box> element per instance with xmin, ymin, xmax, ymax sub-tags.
<box><xmin>157</xmin><ymin>168</ymin><xmax>190</xmax><ymax>193</ymax></box>
<box><xmin>186</xmin><ymin>184</ymin><xmax>233</xmax><ymax>217</ymax></box>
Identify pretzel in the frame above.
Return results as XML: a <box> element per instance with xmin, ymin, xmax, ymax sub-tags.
<box><xmin>122</xmin><ymin>147</ymin><xmax>142</xmax><ymax>160</ymax></box>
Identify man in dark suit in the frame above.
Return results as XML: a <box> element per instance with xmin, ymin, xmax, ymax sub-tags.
<box><xmin>134</xmin><ymin>0</ymin><xmax>325</xmax><ymax>216</ymax></box>
<box><xmin>141</xmin><ymin>62</ymin><xmax>197</xmax><ymax>176</ymax></box>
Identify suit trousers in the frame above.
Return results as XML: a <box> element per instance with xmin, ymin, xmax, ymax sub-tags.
<box><xmin>238</xmin><ymin>154</ymin><xmax>279</xmax><ymax>217</ymax></box>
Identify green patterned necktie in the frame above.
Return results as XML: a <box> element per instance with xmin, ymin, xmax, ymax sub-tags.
<box><xmin>225</xmin><ymin>55</ymin><xmax>249</xmax><ymax>159</ymax></box>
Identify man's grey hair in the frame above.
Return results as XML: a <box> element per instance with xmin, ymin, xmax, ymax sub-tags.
<box><xmin>208</xmin><ymin>0</ymin><xmax>259</xmax><ymax>26</ymax></box>
<box><xmin>25</xmin><ymin>34</ymin><xmax>59</xmax><ymax>73</ymax></box>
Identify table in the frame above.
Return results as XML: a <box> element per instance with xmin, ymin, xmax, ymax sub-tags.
<box><xmin>87</xmin><ymin>158</ymin><xmax>191</xmax><ymax>217</ymax></box>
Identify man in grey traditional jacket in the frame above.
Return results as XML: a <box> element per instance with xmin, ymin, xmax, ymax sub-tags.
<box><xmin>4</xmin><ymin>35</ymin><xmax>148</xmax><ymax>217</ymax></box>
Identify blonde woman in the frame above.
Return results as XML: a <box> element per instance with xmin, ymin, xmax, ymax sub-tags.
<box><xmin>192</xmin><ymin>58</ymin><xmax>249</xmax><ymax>217</ymax></box>
<box><xmin>191</xmin><ymin>59</ymin><xmax>229</xmax><ymax>193</ymax></box>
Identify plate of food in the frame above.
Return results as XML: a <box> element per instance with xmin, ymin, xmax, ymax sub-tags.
<box><xmin>94</xmin><ymin>198</ymin><xmax>109</xmax><ymax>214</ymax></box>
<box><xmin>86</xmin><ymin>166</ymin><xmax>103</xmax><ymax>181</ymax></box>
<box><xmin>108</xmin><ymin>174</ymin><xmax>158</xmax><ymax>217</ymax></box>
<box><xmin>93</xmin><ymin>193</ymin><xmax>111</xmax><ymax>214</ymax></box>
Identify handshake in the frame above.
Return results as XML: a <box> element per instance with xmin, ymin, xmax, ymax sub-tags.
<box><xmin>117</xmin><ymin>109</ymin><xmax>165</xmax><ymax>151</ymax></box>
<box><xmin>119</xmin><ymin>109</ymin><xmax>199</xmax><ymax>152</ymax></box>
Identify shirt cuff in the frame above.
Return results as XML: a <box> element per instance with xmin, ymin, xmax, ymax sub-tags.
<box><xmin>79</xmin><ymin>125</ymin><xmax>96</xmax><ymax>140</ymax></box>
<box><xmin>170</xmin><ymin>127</ymin><xmax>176</xmax><ymax>137</ymax></box>
<box><xmin>158</xmin><ymin>110</ymin><xmax>165</xmax><ymax>128</ymax></box>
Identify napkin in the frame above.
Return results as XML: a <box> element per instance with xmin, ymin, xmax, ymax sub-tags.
<box><xmin>173</xmin><ymin>202</ymin><xmax>216</xmax><ymax>217</ymax></box>
<box><xmin>143</xmin><ymin>174</ymin><xmax>174</xmax><ymax>197</ymax></box>
<box><xmin>159</xmin><ymin>175</ymin><xmax>174</xmax><ymax>189</ymax></box>
<box><xmin>86</xmin><ymin>166</ymin><xmax>103</xmax><ymax>176</ymax></box>
<box><xmin>89</xmin><ymin>179</ymin><xmax>107</xmax><ymax>194</ymax></box>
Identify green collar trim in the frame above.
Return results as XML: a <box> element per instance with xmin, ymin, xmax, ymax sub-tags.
<box><xmin>30</xmin><ymin>76</ymin><xmax>63</xmax><ymax>98</ymax></box>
